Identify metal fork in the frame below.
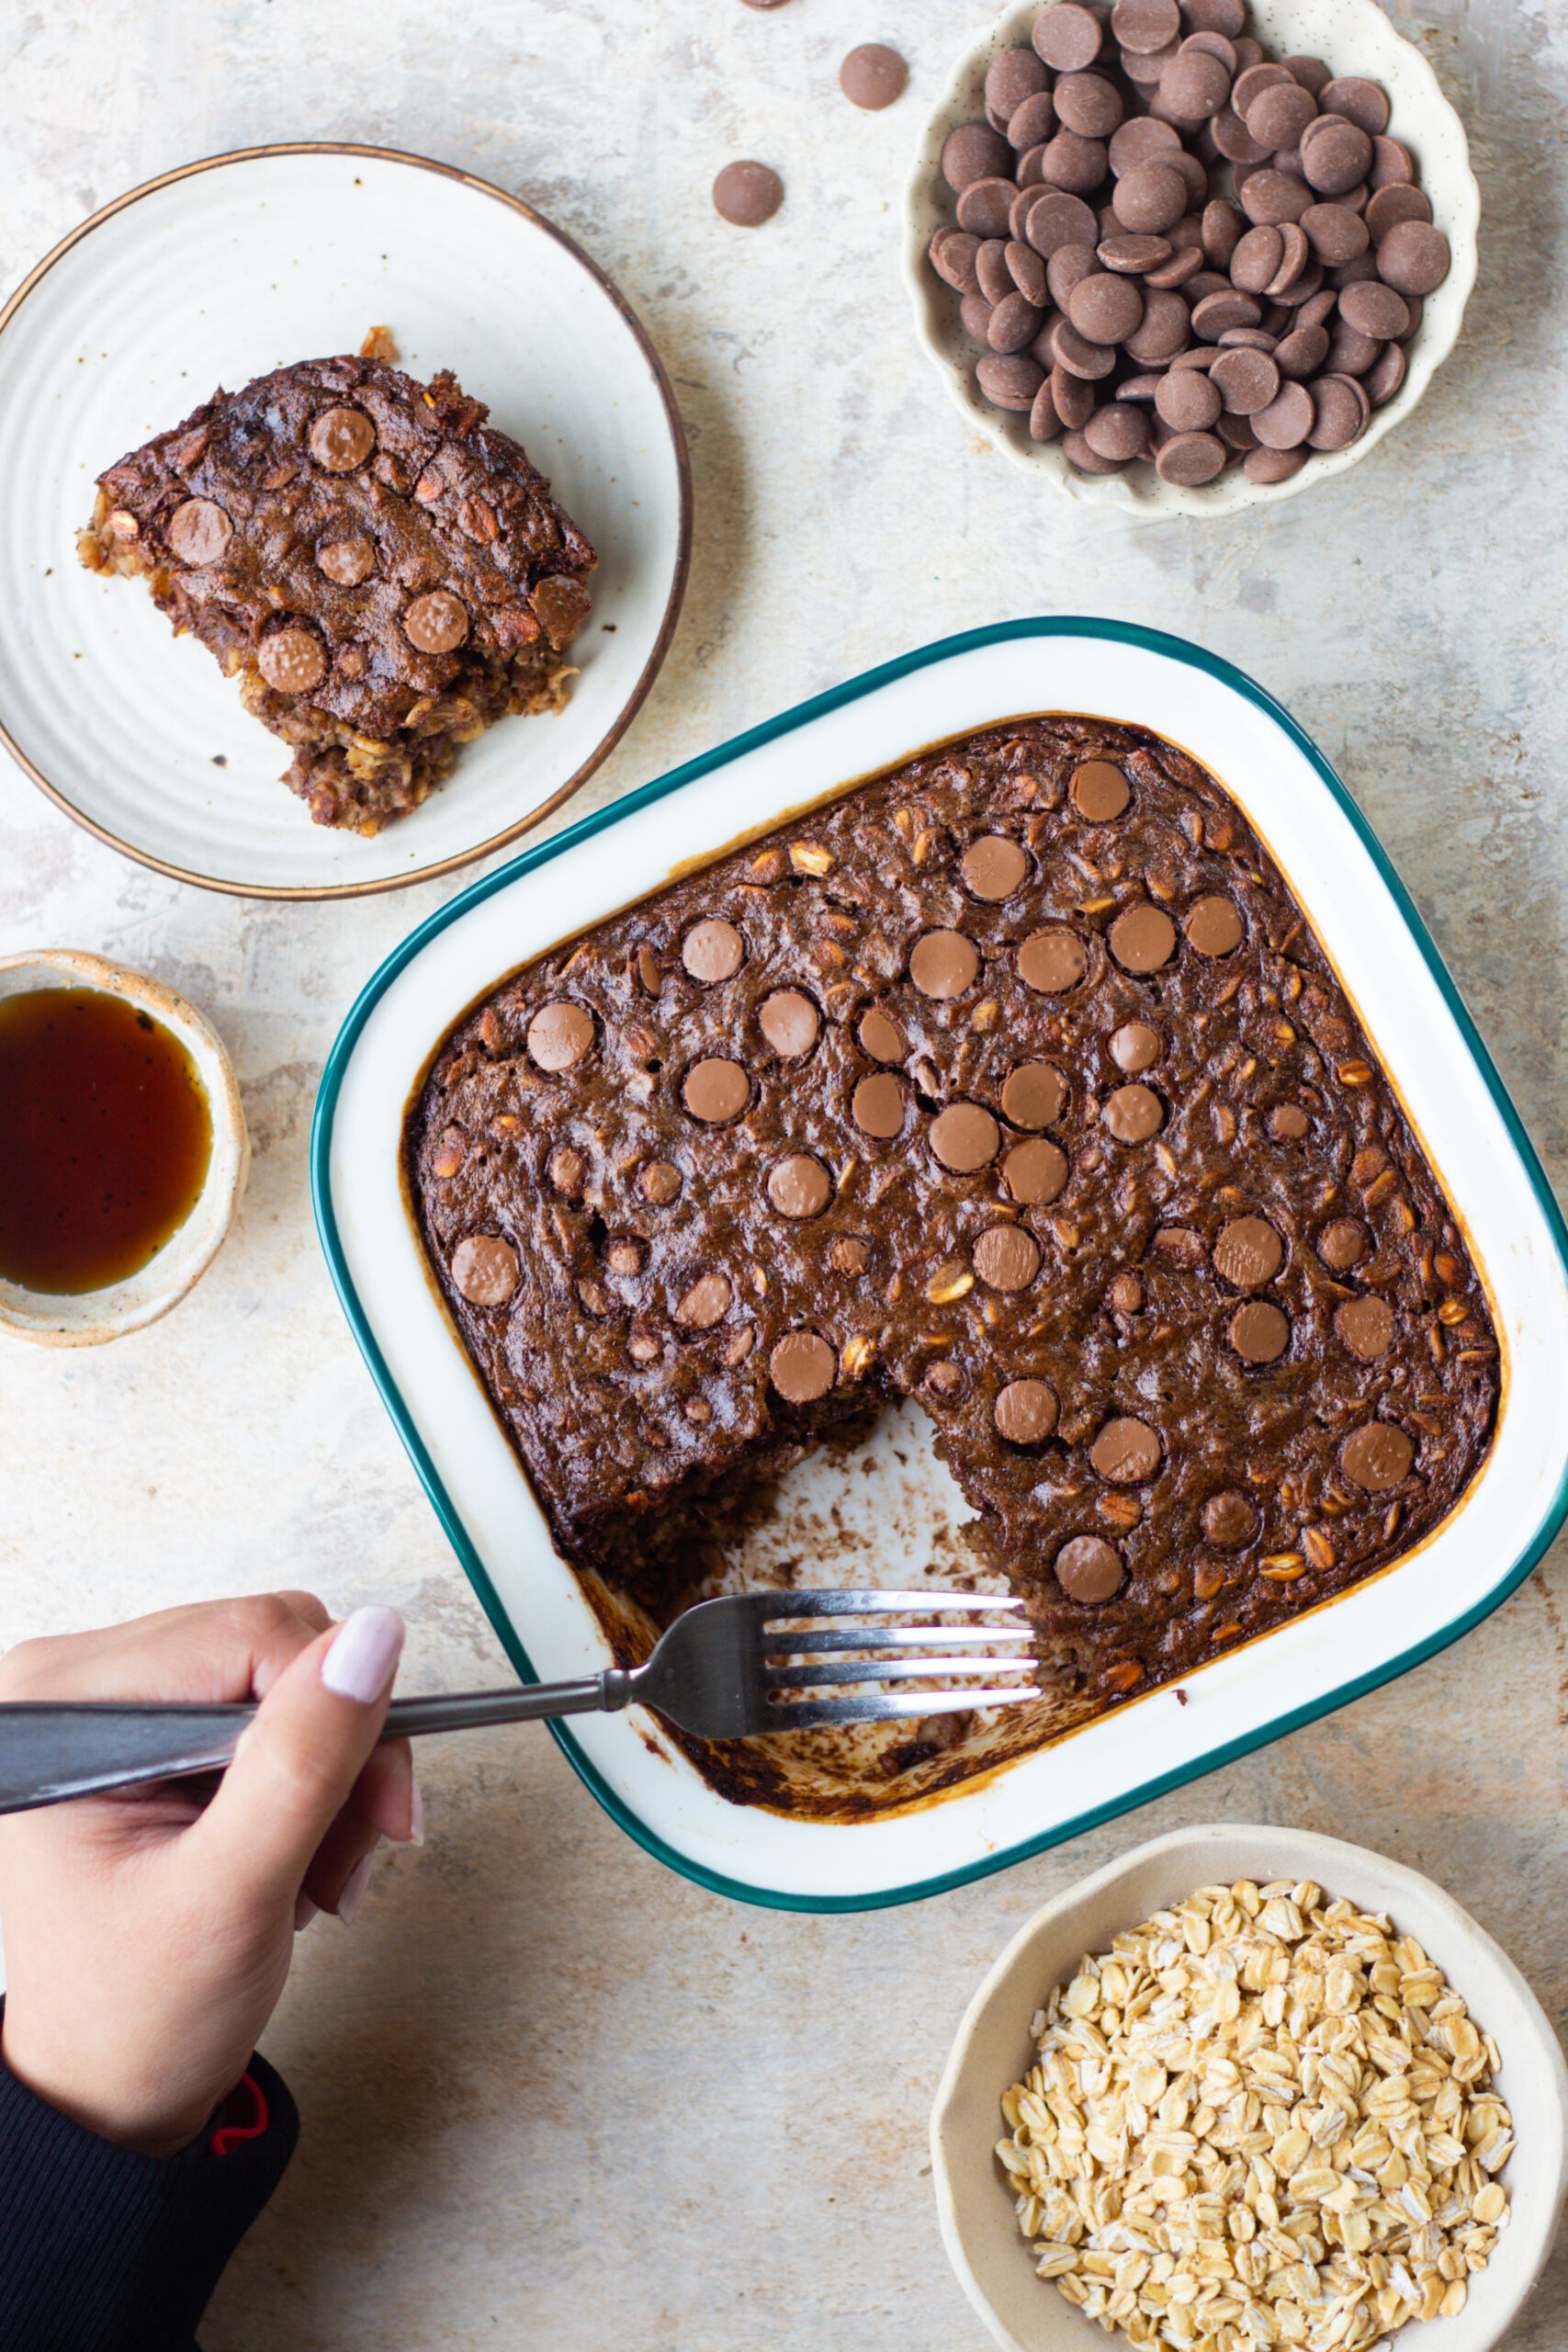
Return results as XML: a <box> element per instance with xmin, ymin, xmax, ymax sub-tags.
<box><xmin>0</xmin><ymin>1590</ymin><xmax>1042</xmax><ymax>1815</ymax></box>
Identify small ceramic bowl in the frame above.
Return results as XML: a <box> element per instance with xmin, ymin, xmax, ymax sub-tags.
<box><xmin>902</xmin><ymin>0</ymin><xmax>1480</xmax><ymax>517</ymax></box>
<box><xmin>0</xmin><ymin>949</ymin><xmax>249</xmax><ymax>1346</ymax></box>
<box><xmin>931</xmin><ymin>1824</ymin><xmax>1568</xmax><ymax>2352</ymax></box>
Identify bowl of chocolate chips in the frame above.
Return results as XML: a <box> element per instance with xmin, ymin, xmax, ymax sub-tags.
<box><xmin>904</xmin><ymin>0</ymin><xmax>1478</xmax><ymax>512</ymax></box>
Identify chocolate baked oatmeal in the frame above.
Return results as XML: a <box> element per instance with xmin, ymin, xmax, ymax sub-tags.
<box><xmin>79</xmin><ymin>354</ymin><xmax>595</xmax><ymax>834</ymax></box>
<box><xmin>406</xmin><ymin>717</ymin><xmax>1499</xmax><ymax>1812</ymax></box>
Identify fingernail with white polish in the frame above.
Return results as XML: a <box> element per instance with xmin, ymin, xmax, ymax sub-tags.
<box><xmin>294</xmin><ymin>1894</ymin><xmax>320</xmax><ymax>1933</ymax></box>
<box><xmin>406</xmin><ymin>1778</ymin><xmax>425</xmax><ymax>1849</ymax></box>
<box><xmin>321</xmin><ymin>1606</ymin><xmax>405</xmax><ymax>1705</ymax></box>
<box><xmin>336</xmin><ymin>1849</ymin><xmax>376</xmax><ymax>1924</ymax></box>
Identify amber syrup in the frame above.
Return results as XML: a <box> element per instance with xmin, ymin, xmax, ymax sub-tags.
<box><xmin>0</xmin><ymin>988</ymin><xmax>213</xmax><ymax>1294</ymax></box>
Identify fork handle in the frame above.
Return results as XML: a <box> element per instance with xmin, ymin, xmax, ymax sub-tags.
<box><xmin>0</xmin><ymin>1677</ymin><xmax>637</xmax><ymax>1816</ymax></box>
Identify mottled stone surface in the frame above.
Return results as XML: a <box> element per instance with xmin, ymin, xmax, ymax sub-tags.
<box><xmin>3</xmin><ymin>2</ymin><xmax>1566</xmax><ymax>2346</ymax></box>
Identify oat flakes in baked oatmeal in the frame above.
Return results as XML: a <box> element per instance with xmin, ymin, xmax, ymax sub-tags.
<box><xmin>78</xmin><ymin>355</ymin><xmax>595</xmax><ymax>834</ymax></box>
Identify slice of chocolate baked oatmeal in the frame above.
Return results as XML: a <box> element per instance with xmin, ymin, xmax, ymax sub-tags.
<box><xmin>78</xmin><ymin>354</ymin><xmax>595</xmax><ymax>835</ymax></box>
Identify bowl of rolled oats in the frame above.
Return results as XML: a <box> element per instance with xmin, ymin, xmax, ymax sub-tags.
<box><xmin>931</xmin><ymin>1826</ymin><xmax>1568</xmax><ymax>2352</ymax></box>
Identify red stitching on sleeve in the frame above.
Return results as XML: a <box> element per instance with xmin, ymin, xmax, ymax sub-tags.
<box><xmin>209</xmin><ymin>2070</ymin><xmax>270</xmax><ymax>2158</ymax></box>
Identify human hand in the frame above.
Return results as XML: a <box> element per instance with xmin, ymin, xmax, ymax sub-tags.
<box><xmin>0</xmin><ymin>1593</ymin><xmax>417</xmax><ymax>2159</ymax></box>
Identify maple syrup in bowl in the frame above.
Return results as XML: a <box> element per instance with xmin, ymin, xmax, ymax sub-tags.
<box><xmin>0</xmin><ymin>952</ymin><xmax>249</xmax><ymax>1345</ymax></box>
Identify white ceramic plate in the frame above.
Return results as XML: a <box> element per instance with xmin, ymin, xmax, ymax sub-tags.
<box><xmin>0</xmin><ymin>145</ymin><xmax>691</xmax><ymax>899</ymax></box>
<box><xmin>313</xmin><ymin>620</ymin><xmax>1568</xmax><ymax>1909</ymax></box>
<box><xmin>902</xmin><ymin>0</ymin><xmax>1480</xmax><ymax>516</ymax></box>
<box><xmin>931</xmin><ymin>1824</ymin><xmax>1568</xmax><ymax>2352</ymax></box>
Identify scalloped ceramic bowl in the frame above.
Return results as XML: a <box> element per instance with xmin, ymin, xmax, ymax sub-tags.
<box><xmin>0</xmin><ymin>950</ymin><xmax>249</xmax><ymax>1346</ymax></box>
<box><xmin>932</xmin><ymin>1824</ymin><xmax>1568</xmax><ymax>2352</ymax></box>
<box><xmin>902</xmin><ymin>0</ymin><xmax>1479</xmax><ymax>516</ymax></box>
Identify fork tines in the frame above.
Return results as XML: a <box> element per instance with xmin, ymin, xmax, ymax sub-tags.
<box><xmin>750</xmin><ymin>1589</ymin><xmax>1043</xmax><ymax>1728</ymax></box>
<box><xmin>753</xmin><ymin>1589</ymin><xmax>1027</xmax><ymax>1619</ymax></box>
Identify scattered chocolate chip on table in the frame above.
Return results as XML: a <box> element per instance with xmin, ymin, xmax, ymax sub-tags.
<box><xmin>840</xmin><ymin>44</ymin><xmax>908</xmax><ymax>111</ymax></box>
<box><xmin>929</xmin><ymin>0</ymin><xmax>1452</xmax><ymax>487</ymax></box>
<box><xmin>713</xmin><ymin>159</ymin><xmax>784</xmax><ymax>224</ymax></box>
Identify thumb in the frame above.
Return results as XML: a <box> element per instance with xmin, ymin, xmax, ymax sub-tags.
<box><xmin>190</xmin><ymin>1606</ymin><xmax>404</xmax><ymax>1913</ymax></box>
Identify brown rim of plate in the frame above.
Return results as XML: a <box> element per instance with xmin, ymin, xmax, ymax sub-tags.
<box><xmin>0</xmin><ymin>141</ymin><xmax>694</xmax><ymax>903</ymax></box>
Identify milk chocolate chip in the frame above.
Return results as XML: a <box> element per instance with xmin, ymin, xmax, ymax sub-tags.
<box><xmin>1103</xmin><ymin>1084</ymin><xmax>1164</xmax><ymax>1142</ymax></box>
<box><xmin>257</xmin><ymin>628</ymin><xmax>326</xmax><ymax>695</ymax></box>
<box><xmin>1317</xmin><ymin>1217</ymin><xmax>1368</xmax><ymax>1271</ymax></box>
<box><xmin>1185</xmin><ymin>894</ymin><xmax>1243</xmax><ymax>956</ymax></box>
<box><xmin>943</xmin><ymin>123</ymin><xmax>1014</xmax><ymax>191</ymax></box>
<box><xmin>1376</xmin><ymin>218</ymin><xmax>1450</xmax><ymax>297</ymax></box>
<box><xmin>1003</xmin><ymin>1062</ymin><xmax>1068</xmax><ymax>1128</ymax></box>
<box><xmin>641</xmin><ymin>1160</ymin><xmax>682</xmax><ymax>1205</ymax></box>
<box><xmin>548</xmin><ymin>1144</ymin><xmax>587</xmax><ymax>1197</ymax></box>
<box><xmin>931</xmin><ymin>1102</ymin><xmax>1001</xmax><ymax>1172</ymax></box>
<box><xmin>962</xmin><ymin>835</ymin><xmax>1030</xmax><ymax>900</ymax></box>
<box><xmin>994</xmin><ymin>1378</ymin><xmax>1059</xmax><ymax>1443</ymax></box>
<box><xmin>1054</xmin><ymin>1535</ymin><xmax>1124</xmax><ymax>1602</ymax></box>
<box><xmin>852</xmin><ymin>1072</ymin><xmax>906</xmax><ymax>1137</ymax></box>
<box><xmin>1269</xmin><ymin>1103</ymin><xmax>1310</xmax><ymax>1140</ymax></box>
<box><xmin>769</xmin><ymin>1329</ymin><xmax>836</xmax><ymax>1401</ymax></box>
<box><xmin>682</xmin><ymin>1058</ymin><xmax>750</xmax><ymax>1124</ymax></box>
<box><xmin>1112</xmin><ymin>0</ymin><xmax>1180</xmax><ymax>51</ymax></box>
<box><xmin>858</xmin><ymin>1007</ymin><xmax>904</xmax><ymax>1063</ymax></box>
<box><xmin>1035</xmin><ymin>3</ymin><xmax>1104</xmax><ymax>72</ymax></box>
<box><xmin>840</xmin><ymin>42</ymin><xmax>908</xmax><ymax>109</ymax></box>
<box><xmin>167</xmin><ymin>498</ymin><xmax>232</xmax><ymax>567</ymax></box>
<box><xmin>1229</xmin><ymin>1300</ymin><xmax>1289</xmax><ymax>1363</ymax></box>
<box><xmin>1110</xmin><ymin>903</ymin><xmax>1178</xmax><ymax>972</ymax></box>
<box><xmin>767</xmin><ymin>1153</ymin><xmax>832</xmax><ymax>1218</ymax></box>
<box><xmin>528</xmin><ymin>1001</ymin><xmax>594</xmax><ymax>1072</ymax></box>
<box><xmin>713</xmin><ymin>161</ymin><xmax>784</xmax><ymax>225</ymax></box>
<box><xmin>403</xmin><ymin>591</ymin><xmax>469</xmax><ymax>654</ymax></box>
<box><xmin>1090</xmin><ymin>1416</ymin><xmax>1161</xmax><ymax>1481</ymax></box>
<box><xmin>310</xmin><ymin>406</ymin><xmax>376</xmax><ymax>470</ymax></box>
<box><xmin>1341</xmin><ymin>1421</ymin><xmax>1415</xmax><ymax>1490</ymax></box>
<box><xmin>1019</xmin><ymin>928</ymin><xmax>1088</xmax><ymax>992</ymax></box>
<box><xmin>1071</xmin><ymin>759</ymin><xmax>1132</xmax><ymax>820</ymax></box>
<box><xmin>910</xmin><ymin>929</ymin><xmax>980</xmax><ymax>998</ymax></box>
<box><xmin>974</xmin><ymin>1223</ymin><xmax>1043</xmax><ymax>1291</ymax></box>
<box><xmin>682</xmin><ymin>920</ymin><xmax>744</xmax><ymax>983</ymax></box>
<box><xmin>317</xmin><ymin>541</ymin><xmax>380</xmax><ymax>605</ymax></box>
<box><xmin>1201</xmin><ymin>1490</ymin><xmax>1256</xmax><ymax>1546</ymax></box>
<box><xmin>676</xmin><ymin>1272</ymin><xmax>733</xmax><ymax>1329</ymax></box>
<box><xmin>450</xmin><ymin>1235</ymin><xmax>519</xmax><ymax>1306</ymax></box>
<box><xmin>1110</xmin><ymin>1021</ymin><xmax>1161</xmax><ymax>1075</ymax></box>
<box><xmin>830</xmin><ymin>1236</ymin><xmax>871</xmax><ymax>1274</ymax></box>
<box><xmin>1336</xmin><ymin>1294</ymin><xmax>1393</xmax><ymax>1359</ymax></box>
<box><xmin>760</xmin><ymin>989</ymin><xmax>819</xmax><ymax>1057</ymax></box>
<box><xmin>1004</xmin><ymin>1137</ymin><xmax>1069</xmax><ymax>1204</ymax></box>
<box><xmin>530</xmin><ymin>575</ymin><xmax>592</xmax><ymax>645</ymax></box>
<box><xmin>1213</xmin><ymin>1214</ymin><xmax>1282</xmax><ymax>1289</ymax></box>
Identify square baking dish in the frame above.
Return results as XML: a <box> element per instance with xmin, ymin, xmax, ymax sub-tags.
<box><xmin>312</xmin><ymin>619</ymin><xmax>1568</xmax><ymax>1910</ymax></box>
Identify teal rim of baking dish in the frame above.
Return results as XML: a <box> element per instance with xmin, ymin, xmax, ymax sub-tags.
<box><xmin>311</xmin><ymin>615</ymin><xmax>1568</xmax><ymax>1914</ymax></box>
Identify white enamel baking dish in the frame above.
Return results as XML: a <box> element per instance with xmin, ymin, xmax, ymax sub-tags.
<box><xmin>312</xmin><ymin>620</ymin><xmax>1568</xmax><ymax>1910</ymax></box>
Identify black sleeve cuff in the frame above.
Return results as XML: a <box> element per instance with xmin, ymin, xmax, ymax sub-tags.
<box><xmin>0</xmin><ymin>2004</ymin><xmax>298</xmax><ymax>2352</ymax></box>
